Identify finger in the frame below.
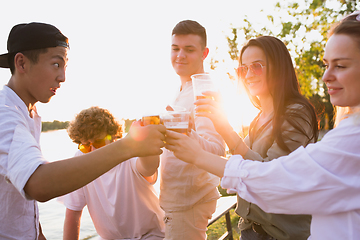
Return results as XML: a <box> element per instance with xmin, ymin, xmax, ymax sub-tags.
<box><xmin>155</xmin><ymin>124</ymin><xmax>167</xmax><ymax>134</ymax></box>
<box><xmin>165</xmin><ymin>130</ymin><xmax>183</xmax><ymax>139</ymax></box>
<box><xmin>194</xmin><ymin>105</ymin><xmax>217</xmax><ymax>114</ymax></box>
<box><xmin>166</xmin><ymin>105</ymin><xmax>174</xmax><ymax>111</ymax></box>
<box><xmin>202</xmin><ymin>90</ymin><xmax>217</xmax><ymax>96</ymax></box>
<box><xmin>203</xmin><ymin>90</ymin><xmax>222</xmax><ymax>102</ymax></box>
<box><xmin>164</xmin><ymin>144</ymin><xmax>175</xmax><ymax>152</ymax></box>
<box><xmin>194</xmin><ymin>111</ymin><xmax>209</xmax><ymax>117</ymax></box>
<box><xmin>155</xmin><ymin>148</ymin><xmax>163</xmax><ymax>155</ymax></box>
<box><xmin>194</xmin><ymin>98</ymin><xmax>213</xmax><ymax>106</ymax></box>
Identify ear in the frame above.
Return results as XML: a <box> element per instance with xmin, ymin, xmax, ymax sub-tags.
<box><xmin>14</xmin><ymin>53</ymin><xmax>27</xmax><ymax>74</ymax></box>
<box><xmin>202</xmin><ymin>47</ymin><xmax>209</xmax><ymax>61</ymax></box>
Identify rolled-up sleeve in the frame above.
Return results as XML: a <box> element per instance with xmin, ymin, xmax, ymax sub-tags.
<box><xmin>7</xmin><ymin>124</ymin><xmax>47</xmax><ymax>199</ymax></box>
<box><xmin>221</xmin><ymin>120</ymin><xmax>360</xmax><ymax>215</ymax></box>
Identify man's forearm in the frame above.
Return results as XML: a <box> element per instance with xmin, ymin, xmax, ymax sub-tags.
<box><xmin>24</xmin><ymin>138</ymin><xmax>135</xmax><ymax>202</ymax></box>
<box><xmin>137</xmin><ymin>156</ymin><xmax>160</xmax><ymax>177</ymax></box>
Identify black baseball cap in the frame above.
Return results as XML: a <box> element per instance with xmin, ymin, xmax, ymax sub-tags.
<box><xmin>0</xmin><ymin>22</ymin><xmax>69</xmax><ymax>68</ymax></box>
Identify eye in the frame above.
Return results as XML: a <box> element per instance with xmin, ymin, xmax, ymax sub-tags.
<box><xmin>54</xmin><ymin>63</ymin><xmax>59</xmax><ymax>68</ymax></box>
<box><xmin>322</xmin><ymin>62</ymin><xmax>328</xmax><ymax>69</ymax></box>
<box><xmin>335</xmin><ymin>65</ymin><xmax>345</xmax><ymax>69</ymax></box>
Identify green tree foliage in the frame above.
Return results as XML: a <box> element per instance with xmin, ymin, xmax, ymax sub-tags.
<box><xmin>224</xmin><ymin>0</ymin><xmax>359</xmax><ymax>129</ymax></box>
<box><xmin>124</xmin><ymin>119</ymin><xmax>136</xmax><ymax>133</ymax></box>
<box><xmin>41</xmin><ymin>120</ymin><xmax>69</xmax><ymax>132</ymax></box>
<box><xmin>42</xmin><ymin>119</ymin><xmax>136</xmax><ymax>134</ymax></box>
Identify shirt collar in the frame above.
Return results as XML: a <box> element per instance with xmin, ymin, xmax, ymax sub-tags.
<box><xmin>3</xmin><ymin>85</ymin><xmax>40</xmax><ymax>119</ymax></box>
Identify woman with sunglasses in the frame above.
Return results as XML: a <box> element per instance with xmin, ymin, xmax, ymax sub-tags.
<box><xmin>165</xmin><ymin>12</ymin><xmax>360</xmax><ymax>240</ymax></box>
<box><xmin>168</xmin><ymin>36</ymin><xmax>319</xmax><ymax>240</ymax></box>
<box><xmin>62</xmin><ymin>106</ymin><xmax>165</xmax><ymax>240</ymax></box>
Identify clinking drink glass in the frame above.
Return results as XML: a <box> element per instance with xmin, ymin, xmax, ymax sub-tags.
<box><xmin>191</xmin><ymin>73</ymin><xmax>216</xmax><ymax>112</ymax></box>
<box><xmin>161</xmin><ymin>108</ymin><xmax>190</xmax><ymax>135</ymax></box>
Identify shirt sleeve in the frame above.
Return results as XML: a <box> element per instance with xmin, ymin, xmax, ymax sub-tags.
<box><xmin>63</xmin><ymin>151</ymin><xmax>87</xmax><ymax>211</ymax></box>
<box><xmin>132</xmin><ymin>157</ymin><xmax>158</xmax><ymax>185</ymax></box>
<box><xmin>191</xmin><ymin>116</ymin><xmax>226</xmax><ymax>156</ymax></box>
<box><xmin>7</xmin><ymin>123</ymin><xmax>47</xmax><ymax>199</ymax></box>
<box><xmin>63</xmin><ymin>187</ymin><xmax>87</xmax><ymax>211</ymax></box>
<box><xmin>221</xmin><ymin>119</ymin><xmax>360</xmax><ymax>215</ymax></box>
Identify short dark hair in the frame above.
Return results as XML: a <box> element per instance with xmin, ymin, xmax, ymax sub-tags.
<box><xmin>8</xmin><ymin>48</ymin><xmax>48</xmax><ymax>74</ymax></box>
<box><xmin>172</xmin><ymin>20</ymin><xmax>207</xmax><ymax>48</ymax></box>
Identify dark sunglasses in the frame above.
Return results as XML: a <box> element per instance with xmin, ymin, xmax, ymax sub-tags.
<box><xmin>78</xmin><ymin>135</ymin><xmax>113</xmax><ymax>153</ymax></box>
<box><xmin>237</xmin><ymin>62</ymin><xmax>265</xmax><ymax>79</ymax></box>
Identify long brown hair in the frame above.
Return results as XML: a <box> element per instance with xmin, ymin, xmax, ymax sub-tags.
<box><xmin>239</xmin><ymin>36</ymin><xmax>319</xmax><ymax>152</ymax></box>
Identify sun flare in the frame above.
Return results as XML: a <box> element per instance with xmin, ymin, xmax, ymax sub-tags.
<box><xmin>216</xmin><ymin>75</ymin><xmax>259</xmax><ymax>136</ymax></box>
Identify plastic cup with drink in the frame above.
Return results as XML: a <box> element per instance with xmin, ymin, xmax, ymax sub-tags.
<box><xmin>191</xmin><ymin>73</ymin><xmax>216</xmax><ymax>113</ymax></box>
<box><xmin>161</xmin><ymin>106</ymin><xmax>190</xmax><ymax>135</ymax></box>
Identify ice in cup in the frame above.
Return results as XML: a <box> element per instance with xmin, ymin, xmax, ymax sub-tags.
<box><xmin>161</xmin><ymin>111</ymin><xmax>190</xmax><ymax>134</ymax></box>
<box><xmin>191</xmin><ymin>73</ymin><xmax>216</xmax><ymax>101</ymax></box>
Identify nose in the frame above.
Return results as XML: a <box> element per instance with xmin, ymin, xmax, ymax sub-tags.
<box><xmin>57</xmin><ymin>68</ymin><xmax>66</xmax><ymax>83</ymax></box>
<box><xmin>245</xmin><ymin>67</ymin><xmax>255</xmax><ymax>79</ymax></box>
<box><xmin>322</xmin><ymin>68</ymin><xmax>334</xmax><ymax>84</ymax></box>
<box><xmin>177</xmin><ymin>49</ymin><xmax>186</xmax><ymax>59</ymax></box>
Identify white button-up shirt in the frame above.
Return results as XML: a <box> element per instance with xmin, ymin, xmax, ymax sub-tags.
<box><xmin>222</xmin><ymin>115</ymin><xmax>360</xmax><ymax>240</ymax></box>
<box><xmin>160</xmin><ymin>81</ymin><xmax>225</xmax><ymax>211</ymax></box>
<box><xmin>0</xmin><ymin>86</ymin><xmax>47</xmax><ymax>239</ymax></box>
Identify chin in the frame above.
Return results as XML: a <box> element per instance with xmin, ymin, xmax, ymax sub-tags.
<box><xmin>40</xmin><ymin>98</ymin><xmax>52</xmax><ymax>104</ymax></box>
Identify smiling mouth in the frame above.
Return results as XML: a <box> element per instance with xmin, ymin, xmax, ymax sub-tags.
<box><xmin>247</xmin><ymin>80</ymin><xmax>260</xmax><ymax>86</ymax></box>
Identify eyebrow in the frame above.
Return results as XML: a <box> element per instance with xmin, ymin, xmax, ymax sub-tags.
<box><xmin>323</xmin><ymin>57</ymin><xmax>352</xmax><ymax>62</ymax></box>
<box><xmin>171</xmin><ymin>44</ymin><xmax>196</xmax><ymax>48</ymax></box>
<box><xmin>241</xmin><ymin>60</ymin><xmax>265</xmax><ymax>65</ymax></box>
<box><xmin>53</xmin><ymin>54</ymin><xmax>68</xmax><ymax>63</ymax></box>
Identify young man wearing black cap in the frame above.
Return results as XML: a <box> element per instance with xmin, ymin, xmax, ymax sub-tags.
<box><xmin>0</xmin><ymin>22</ymin><xmax>166</xmax><ymax>239</ymax></box>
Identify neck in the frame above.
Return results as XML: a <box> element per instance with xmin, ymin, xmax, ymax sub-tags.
<box><xmin>7</xmin><ymin>76</ymin><xmax>35</xmax><ymax>116</ymax></box>
<box><xmin>179</xmin><ymin>68</ymin><xmax>206</xmax><ymax>90</ymax></box>
<box><xmin>259</xmin><ymin>94</ymin><xmax>274</xmax><ymax>119</ymax></box>
<box><xmin>180</xmin><ymin>76</ymin><xmax>192</xmax><ymax>90</ymax></box>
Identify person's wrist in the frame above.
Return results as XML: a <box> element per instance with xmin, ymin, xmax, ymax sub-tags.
<box><xmin>218</xmin><ymin>122</ymin><xmax>234</xmax><ymax>138</ymax></box>
<box><xmin>195</xmin><ymin>149</ymin><xmax>208</xmax><ymax>168</ymax></box>
<box><xmin>120</xmin><ymin>136</ymin><xmax>137</xmax><ymax>159</ymax></box>
<box><xmin>229</xmin><ymin>137</ymin><xmax>242</xmax><ymax>155</ymax></box>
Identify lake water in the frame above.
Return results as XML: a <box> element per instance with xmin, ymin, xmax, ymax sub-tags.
<box><xmin>38</xmin><ymin>129</ymin><xmax>161</xmax><ymax>240</ymax></box>
<box><xmin>38</xmin><ymin>129</ymin><xmax>97</xmax><ymax>240</ymax></box>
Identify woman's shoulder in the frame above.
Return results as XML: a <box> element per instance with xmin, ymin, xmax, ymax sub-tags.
<box><xmin>284</xmin><ymin>102</ymin><xmax>314</xmax><ymax>118</ymax></box>
<box><xmin>285</xmin><ymin>103</ymin><xmax>307</xmax><ymax>111</ymax></box>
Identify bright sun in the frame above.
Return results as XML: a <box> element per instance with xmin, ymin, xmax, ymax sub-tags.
<box><xmin>216</xmin><ymin>76</ymin><xmax>259</xmax><ymax>136</ymax></box>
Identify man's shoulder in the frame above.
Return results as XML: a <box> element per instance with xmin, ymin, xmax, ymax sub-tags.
<box><xmin>0</xmin><ymin>87</ymin><xmax>19</xmax><ymax>111</ymax></box>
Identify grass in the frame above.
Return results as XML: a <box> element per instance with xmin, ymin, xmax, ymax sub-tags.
<box><xmin>207</xmin><ymin>208</ymin><xmax>240</xmax><ymax>240</ymax></box>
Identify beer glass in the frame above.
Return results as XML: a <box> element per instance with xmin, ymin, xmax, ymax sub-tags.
<box><xmin>161</xmin><ymin>110</ymin><xmax>190</xmax><ymax>134</ymax></box>
<box><xmin>142</xmin><ymin>114</ymin><xmax>161</xmax><ymax>126</ymax></box>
